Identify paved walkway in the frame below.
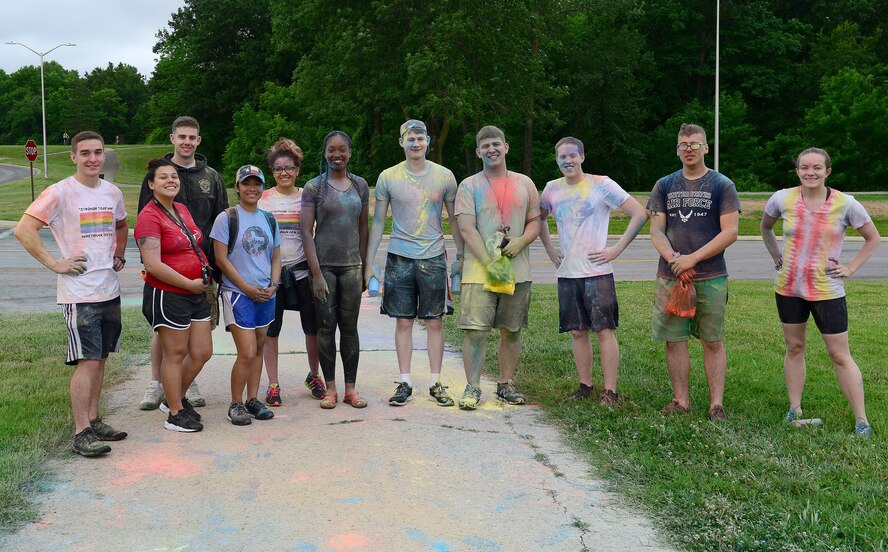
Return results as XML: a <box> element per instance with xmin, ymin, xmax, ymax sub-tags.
<box><xmin>1</xmin><ymin>296</ymin><xmax>671</xmax><ymax>551</ymax></box>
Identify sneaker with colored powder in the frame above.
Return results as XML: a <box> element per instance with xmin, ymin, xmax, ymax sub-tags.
<box><xmin>245</xmin><ymin>397</ymin><xmax>275</xmax><ymax>420</ymax></box>
<box><xmin>495</xmin><ymin>381</ymin><xmax>526</xmax><ymax>405</ymax></box>
<box><xmin>389</xmin><ymin>382</ymin><xmax>413</xmax><ymax>406</ymax></box>
<box><xmin>265</xmin><ymin>383</ymin><xmax>283</xmax><ymax>407</ymax></box>
<box><xmin>73</xmin><ymin>428</ymin><xmax>111</xmax><ymax>457</ymax></box>
<box><xmin>185</xmin><ymin>381</ymin><xmax>206</xmax><ymax>407</ymax></box>
<box><xmin>227</xmin><ymin>402</ymin><xmax>252</xmax><ymax>426</ymax></box>
<box><xmin>458</xmin><ymin>384</ymin><xmax>482</xmax><ymax>411</ymax></box>
<box><xmin>429</xmin><ymin>382</ymin><xmax>454</xmax><ymax>407</ymax></box>
<box><xmin>89</xmin><ymin>418</ymin><xmax>127</xmax><ymax>441</ymax></box>
<box><xmin>305</xmin><ymin>372</ymin><xmax>326</xmax><ymax>400</ymax></box>
<box><xmin>139</xmin><ymin>380</ymin><xmax>164</xmax><ymax>411</ymax></box>
<box><xmin>855</xmin><ymin>421</ymin><xmax>872</xmax><ymax>438</ymax></box>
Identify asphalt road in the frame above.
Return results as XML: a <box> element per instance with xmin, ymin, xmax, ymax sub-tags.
<box><xmin>0</xmin><ymin>163</ymin><xmax>33</xmax><ymax>184</ymax></box>
<box><xmin>2</xmin><ymin>227</ymin><xmax>884</xmax><ymax>313</ymax></box>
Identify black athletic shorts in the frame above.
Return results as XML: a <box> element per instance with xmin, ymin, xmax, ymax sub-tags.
<box><xmin>775</xmin><ymin>293</ymin><xmax>848</xmax><ymax>335</ymax></box>
<box><xmin>142</xmin><ymin>282</ymin><xmax>211</xmax><ymax>331</ymax></box>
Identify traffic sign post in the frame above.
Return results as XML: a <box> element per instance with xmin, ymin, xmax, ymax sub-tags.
<box><xmin>25</xmin><ymin>140</ymin><xmax>38</xmax><ymax>200</ymax></box>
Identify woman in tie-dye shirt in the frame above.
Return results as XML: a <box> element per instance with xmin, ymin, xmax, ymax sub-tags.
<box><xmin>761</xmin><ymin>147</ymin><xmax>880</xmax><ymax>437</ymax></box>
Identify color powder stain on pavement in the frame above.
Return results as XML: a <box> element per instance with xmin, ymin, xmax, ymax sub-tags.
<box><xmin>407</xmin><ymin>527</ymin><xmax>453</xmax><ymax>552</ymax></box>
<box><xmin>112</xmin><ymin>448</ymin><xmax>205</xmax><ymax>485</ymax></box>
<box><xmin>337</xmin><ymin>497</ymin><xmax>363</xmax><ymax>504</ymax></box>
<box><xmin>327</xmin><ymin>533</ymin><xmax>369</xmax><ymax>550</ymax></box>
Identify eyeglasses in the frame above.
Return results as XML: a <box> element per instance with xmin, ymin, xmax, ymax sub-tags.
<box><xmin>677</xmin><ymin>142</ymin><xmax>706</xmax><ymax>151</ymax></box>
<box><xmin>271</xmin><ymin>165</ymin><xmax>298</xmax><ymax>174</ymax></box>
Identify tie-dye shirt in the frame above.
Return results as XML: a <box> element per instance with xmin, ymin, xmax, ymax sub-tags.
<box><xmin>540</xmin><ymin>175</ymin><xmax>630</xmax><ymax>278</ymax></box>
<box><xmin>24</xmin><ymin>177</ymin><xmax>127</xmax><ymax>304</ymax></box>
<box><xmin>259</xmin><ymin>187</ymin><xmax>308</xmax><ymax>279</ymax></box>
<box><xmin>764</xmin><ymin>187</ymin><xmax>872</xmax><ymax>301</ymax></box>
<box><xmin>455</xmin><ymin>171</ymin><xmax>541</xmax><ymax>284</ymax></box>
<box><xmin>375</xmin><ymin>161</ymin><xmax>457</xmax><ymax>259</ymax></box>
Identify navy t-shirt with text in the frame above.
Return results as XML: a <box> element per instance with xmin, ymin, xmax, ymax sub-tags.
<box><xmin>647</xmin><ymin>169</ymin><xmax>740</xmax><ymax>280</ymax></box>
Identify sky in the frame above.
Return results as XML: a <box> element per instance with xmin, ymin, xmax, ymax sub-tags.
<box><xmin>3</xmin><ymin>0</ymin><xmax>186</xmax><ymax>78</ymax></box>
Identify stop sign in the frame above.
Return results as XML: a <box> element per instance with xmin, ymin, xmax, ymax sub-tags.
<box><xmin>25</xmin><ymin>140</ymin><xmax>39</xmax><ymax>162</ymax></box>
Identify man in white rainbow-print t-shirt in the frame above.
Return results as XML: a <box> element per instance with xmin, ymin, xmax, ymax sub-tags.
<box><xmin>16</xmin><ymin>131</ymin><xmax>129</xmax><ymax>458</ymax></box>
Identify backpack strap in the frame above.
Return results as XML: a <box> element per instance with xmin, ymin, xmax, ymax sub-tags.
<box><xmin>262</xmin><ymin>209</ymin><xmax>277</xmax><ymax>237</ymax></box>
<box><xmin>226</xmin><ymin>206</ymin><xmax>238</xmax><ymax>256</ymax></box>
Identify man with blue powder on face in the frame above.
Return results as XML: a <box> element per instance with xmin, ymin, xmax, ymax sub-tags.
<box><xmin>365</xmin><ymin>119</ymin><xmax>465</xmax><ymax>407</ymax></box>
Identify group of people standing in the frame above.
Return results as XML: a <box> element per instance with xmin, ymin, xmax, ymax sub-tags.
<box><xmin>16</xmin><ymin>116</ymin><xmax>879</xmax><ymax>457</ymax></box>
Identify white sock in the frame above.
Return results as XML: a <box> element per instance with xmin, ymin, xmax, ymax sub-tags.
<box><xmin>400</xmin><ymin>373</ymin><xmax>412</xmax><ymax>387</ymax></box>
<box><xmin>430</xmin><ymin>373</ymin><xmax>441</xmax><ymax>388</ymax></box>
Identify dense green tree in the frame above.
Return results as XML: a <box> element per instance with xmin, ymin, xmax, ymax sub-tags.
<box><xmin>150</xmin><ymin>0</ymin><xmax>288</xmax><ymax>162</ymax></box>
<box><xmin>84</xmin><ymin>63</ymin><xmax>150</xmax><ymax>141</ymax></box>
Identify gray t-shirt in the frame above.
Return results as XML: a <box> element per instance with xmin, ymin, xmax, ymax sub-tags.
<box><xmin>646</xmin><ymin>169</ymin><xmax>740</xmax><ymax>280</ymax></box>
<box><xmin>302</xmin><ymin>174</ymin><xmax>369</xmax><ymax>267</ymax></box>
<box><xmin>375</xmin><ymin>161</ymin><xmax>457</xmax><ymax>259</ymax></box>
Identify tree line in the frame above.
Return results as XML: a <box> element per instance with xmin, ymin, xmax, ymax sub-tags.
<box><xmin>3</xmin><ymin>0</ymin><xmax>887</xmax><ymax>191</ymax></box>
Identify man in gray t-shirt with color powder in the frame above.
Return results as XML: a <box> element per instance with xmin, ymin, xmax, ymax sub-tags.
<box><xmin>365</xmin><ymin>119</ymin><xmax>465</xmax><ymax>407</ymax></box>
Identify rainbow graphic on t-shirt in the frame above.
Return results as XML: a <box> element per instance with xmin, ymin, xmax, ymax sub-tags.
<box><xmin>274</xmin><ymin>212</ymin><xmax>301</xmax><ymax>232</ymax></box>
<box><xmin>80</xmin><ymin>210</ymin><xmax>114</xmax><ymax>235</ymax></box>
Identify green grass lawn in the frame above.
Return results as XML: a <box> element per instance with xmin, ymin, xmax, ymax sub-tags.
<box><xmin>445</xmin><ymin>281</ymin><xmax>887</xmax><ymax>551</ymax></box>
<box><xmin>0</xmin><ymin>308</ymin><xmax>149</xmax><ymax>532</ymax></box>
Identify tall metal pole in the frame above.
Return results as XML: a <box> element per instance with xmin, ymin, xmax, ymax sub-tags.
<box><xmin>5</xmin><ymin>42</ymin><xmax>76</xmax><ymax>180</ymax></box>
<box><xmin>714</xmin><ymin>0</ymin><xmax>720</xmax><ymax>172</ymax></box>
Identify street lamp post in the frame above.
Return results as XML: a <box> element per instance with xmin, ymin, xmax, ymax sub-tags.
<box><xmin>6</xmin><ymin>41</ymin><xmax>76</xmax><ymax>180</ymax></box>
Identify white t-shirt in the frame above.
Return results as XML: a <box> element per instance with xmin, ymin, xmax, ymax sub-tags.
<box><xmin>24</xmin><ymin>177</ymin><xmax>127</xmax><ymax>304</ymax></box>
<box><xmin>540</xmin><ymin>175</ymin><xmax>629</xmax><ymax>278</ymax></box>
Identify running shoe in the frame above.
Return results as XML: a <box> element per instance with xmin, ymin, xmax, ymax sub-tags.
<box><xmin>265</xmin><ymin>383</ymin><xmax>283</xmax><ymax>407</ymax></box>
<box><xmin>160</xmin><ymin>399</ymin><xmax>202</xmax><ymax>422</ymax></box>
<box><xmin>304</xmin><ymin>372</ymin><xmax>326</xmax><ymax>399</ymax></box>
<box><xmin>598</xmin><ymin>389</ymin><xmax>621</xmax><ymax>406</ymax></box>
<box><xmin>429</xmin><ymin>382</ymin><xmax>454</xmax><ymax>407</ymax></box>
<box><xmin>389</xmin><ymin>382</ymin><xmax>413</xmax><ymax>406</ymax></box>
<box><xmin>245</xmin><ymin>397</ymin><xmax>275</xmax><ymax>420</ymax></box>
<box><xmin>72</xmin><ymin>427</ymin><xmax>111</xmax><ymax>457</ymax></box>
<box><xmin>227</xmin><ymin>402</ymin><xmax>252</xmax><ymax>426</ymax></box>
<box><xmin>458</xmin><ymin>384</ymin><xmax>482</xmax><ymax>410</ymax></box>
<box><xmin>89</xmin><ymin>418</ymin><xmax>127</xmax><ymax>441</ymax></box>
<box><xmin>164</xmin><ymin>411</ymin><xmax>203</xmax><ymax>432</ymax></box>
<box><xmin>496</xmin><ymin>381</ymin><xmax>526</xmax><ymax>405</ymax></box>
<box><xmin>855</xmin><ymin>421</ymin><xmax>872</xmax><ymax>438</ymax></box>
<box><xmin>185</xmin><ymin>381</ymin><xmax>206</xmax><ymax>407</ymax></box>
<box><xmin>139</xmin><ymin>380</ymin><xmax>164</xmax><ymax>411</ymax></box>
<box><xmin>708</xmin><ymin>405</ymin><xmax>727</xmax><ymax>421</ymax></box>
<box><xmin>562</xmin><ymin>383</ymin><xmax>595</xmax><ymax>403</ymax></box>
<box><xmin>661</xmin><ymin>400</ymin><xmax>691</xmax><ymax>414</ymax></box>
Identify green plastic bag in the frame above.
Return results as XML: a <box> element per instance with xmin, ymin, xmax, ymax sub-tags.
<box><xmin>484</xmin><ymin>255</ymin><xmax>515</xmax><ymax>294</ymax></box>
<box><xmin>483</xmin><ymin>231</ymin><xmax>515</xmax><ymax>295</ymax></box>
